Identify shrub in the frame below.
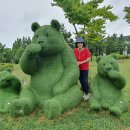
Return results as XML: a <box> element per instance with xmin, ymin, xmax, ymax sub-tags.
<box><xmin>125</xmin><ymin>55</ymin><xmax>130</xmax><ymax>59</ymax></box>
<box><xmin>0</xmin><ymin>63</ymin><xmax>14</xmax><ymax>72</ymax></box>
<box><xmin>110</xmin><ymin>53</ymin><xmax>129</xmax><ymax>60</ymax></box>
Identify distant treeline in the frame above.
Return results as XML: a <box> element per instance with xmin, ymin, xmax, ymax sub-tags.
<box><xmin>88</xmin><ymin>34</ymin><xmax>130</xmax><ymax>56</ymax></box>
<box><xmin>0</xmin><ymin>33</ymin><xmax>130</xmax><ymax>64</ymax></box>
<box><xmin>0</xmin><ymin>37</ymin><xmax>31</xmax><ymax>63</ymax></box>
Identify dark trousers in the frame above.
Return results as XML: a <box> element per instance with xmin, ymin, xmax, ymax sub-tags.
<box><xmin>79</xmin><ymin>70</ymin><xmax>89</xmax><ymax>94</ymax></box>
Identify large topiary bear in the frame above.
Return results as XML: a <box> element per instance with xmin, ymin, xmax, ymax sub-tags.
<box><xmin>8</xmin><ymin>19</ymin><xmax>82</xmax><ymax>119</ymax></box>
<box><xmin>89</xmin><ymin>56</ymin><xmax>128</xmax><ymax>116</ymax></box>
<box><xmin>0</xmin><ymin>70</ymin><xmax>21</xmax><ymax>113</ymax></box>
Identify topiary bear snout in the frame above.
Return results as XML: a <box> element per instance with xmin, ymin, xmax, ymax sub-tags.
<box><xmin>106</xmin><ymin>66</ymin><xmax>113</xmax><ymax>71</ymax></box>
<box><xmin>37</xmin><ymin>36</ymin><xmax>45</xmax><ymax>45</ymax></box>
<box><xmin>38</xmin><ymin>41</ymin><xmax>44</xmax><ymax>44</ymax></box>
<box><xmin>103</xmin><ymin>63</ymin><xmax>113</xmax><ymax>71</ymax></box>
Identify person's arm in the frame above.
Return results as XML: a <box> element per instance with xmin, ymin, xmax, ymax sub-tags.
<box><xmin>77</xmin><ymin>48</ymin><xmax>91</xmax><ymax>65</ymax></box>
<box><xmin>77</xmin><ymin>57</ymin><xmax>91</xmax><ymax>65</ymax></box>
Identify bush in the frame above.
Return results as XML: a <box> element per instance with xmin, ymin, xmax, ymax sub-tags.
<box><xmin>0</xmin><ymin>63</ymin><xmax>14</xmax><ymax>72</ymax></box>
<box><xmin>110</xmin><ymin>53</ymin><xmax>129</xmax><ymax>60</ymax></box>
<box><xmin>125</xmin><ymin>55</ymin><xmax>130</xmax><ymax>59</ymax></box>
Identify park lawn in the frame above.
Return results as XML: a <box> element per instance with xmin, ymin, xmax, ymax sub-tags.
<box><xmin>0</xmin><ymin>59</ymin><xmax>130</xmax><ymax>130</ymax></box>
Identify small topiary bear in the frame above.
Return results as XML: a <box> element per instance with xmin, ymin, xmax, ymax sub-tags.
<box><xmin>0</xmin><ymin>70</ymin><xmax>21</xmax><ymax>113</ymax></box>
<box><xmin>8</xmin><ymin>19</ymin><xmax>82</xmax><ymax>119</ymax></box>
<box><xmin>89</xmin><ymin>56</ymin><xmax>128</xmax><ymax>116</ymax></box>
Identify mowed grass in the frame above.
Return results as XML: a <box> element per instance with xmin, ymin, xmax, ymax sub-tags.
<box><xmin>0</xmin><ymin>59</ymin><xmax>130</xmax><ymax>130</ymax></box>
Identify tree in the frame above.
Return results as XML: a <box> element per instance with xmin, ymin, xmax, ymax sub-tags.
<box><xmin>117</xmin><ymin>34</ymin><xmax>125</xmax><ymax>54</ymax></box>
<box><xmin>124</xmin><ymin>36</ymin><xmax>130</xmax><ymax>54</ymax></box>
<box><xmin>127</xmin><ymin>44</ymin><xmax>130</xmax><ymax>54</ymax></box>
<box><xmin>2</xmin><ymin>48</ymin><xmax>12</xmax><ymax>63</ymax></box>
<box><xmin>60</xmin><ymin>23</ymin><xmax>73</xmax><ymax>43</ymax></box>
<box><xmin>104</xmin><ymin>34</ymin><xmax>118</xmax><ymax>55</ymax></box>
<box><xmin>124</xmin><ymin>6</ymin><xmax>130</xmax><ymax>25</ymax></box>
<box><xmin>52</xmin><ymin>0</ymin><xmax>117</xmax><ymax>37</ymax></box>
<box><xmin>0</xmin><ymin>42</ymin><xmax>12</xmax><ymax>63</ymax></box>
<box><xmin>0</xmin><ymin>42</ymin><xmax>6</xmax><ymax>62</ymax></box>
<box><xmin>104</xmin><ymin>34</ymin><xmax>126</xmax><ymax>55</ymax></box>
<box><xmin>12</xmin><ymin>37</ymin><xmax>31</xmax><ymax>63</ymax></box>
<box><xmin>52</xmin><ymin>0</ymin><xmax>118</xmax><ymax>57</ymax></box>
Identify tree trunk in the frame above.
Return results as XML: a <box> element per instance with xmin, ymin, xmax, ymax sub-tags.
<box><xmin>73</xmin><ymin>24</ymin><xmax>78</xmax><ymax>35</ymax></box>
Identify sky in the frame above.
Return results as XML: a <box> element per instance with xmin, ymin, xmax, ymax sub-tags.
<box><xmin>0</xmin><ymin>0</ymin><xmax>130</xmax><ymax>48</ymax></box>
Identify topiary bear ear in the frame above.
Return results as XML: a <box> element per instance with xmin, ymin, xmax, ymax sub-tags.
<box><xmin>96</xmin><ymin>56</ymin><xmax>102</xmax><ymax>63</ymax></box>
<box><xmin>31</xmin><ymin>22</ymin><xmax>40</xmax><ymax>32</ymax></box>
<box><xmin>51</xmin><ymin>19</ymin><xmax>61</xmax><ymax>31</ymax></box>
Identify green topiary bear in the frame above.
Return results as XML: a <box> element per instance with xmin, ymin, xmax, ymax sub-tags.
<box><xmin>0</xmin><ymin>70</ymin><xmax>21</xmax><ymax>113</ymax></box>
<box><xmin>89</xmin><ymin>56</ymin><xmax>128</xmax><ymax>116</ymax></box>
<box><xmin>8</xmin><ymin>19</ymin><xmax>82</xmax><ymax>119</ymax></box>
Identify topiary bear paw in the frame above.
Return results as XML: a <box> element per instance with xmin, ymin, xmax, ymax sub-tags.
<box><xmin>44</xmin><ymin>99</ymin><xmax>61</xmax><ymax>119</ymax></box>
<box><xmin>90</xmin><ymin>103</ymin><xmax>101</xmax><ymax>111</ymax></box>
<box><xmin>109</xmin><ymin>106</ymin><xmax>122</xmax><ymax>116</ymax></box>
<box><xmin>8</xmin><ymin>99</ymin><xmax>32</xmax><ymax>116</ymax></box>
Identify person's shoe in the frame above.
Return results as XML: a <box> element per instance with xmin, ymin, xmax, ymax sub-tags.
<box><xmin>83</xmin><ymin>93</ymin><xmax>89</xmax><ymax>100</ymax></box>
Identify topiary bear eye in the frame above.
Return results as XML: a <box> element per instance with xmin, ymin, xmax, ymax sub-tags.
<box><xmin>103</xmin><ymin>63</ymin><xmax>106</xmax><ymax>65</ymax></box>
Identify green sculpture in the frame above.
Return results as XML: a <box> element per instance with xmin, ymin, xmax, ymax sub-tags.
<box><xmin>89</xmin><ymin>56</ymin><xmax>128</xmax><ymax>116</ymax></box>
<box><xmin>0</xmin><ymin>70</ymin><xmax>21</xmax><ymax>113</ymax></box>
<box><xmin>8</xmin><ymin>20</ymin><xmax>82</xmax><ymax>119</ymax></box>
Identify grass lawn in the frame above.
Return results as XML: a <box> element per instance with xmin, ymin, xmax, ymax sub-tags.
<box><xmin>0</xmin><ymin>59</ymin><xmax>130</xmax><ymax>130</ymax></box>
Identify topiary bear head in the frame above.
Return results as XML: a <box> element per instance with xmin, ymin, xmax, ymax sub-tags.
<box><xmin>31</xmin><ymin>19</ymin><xmax>66</xmax><ymax>56</ymax></box>
<box><xmin>0</xmin><ymin>70</ymin><xmax>21</xmax><ymax>93</ymax></box>
<box><xmin>96</xmin><ymin>56</ymin><xmax>119</xmax><ymax>77</ymax></box>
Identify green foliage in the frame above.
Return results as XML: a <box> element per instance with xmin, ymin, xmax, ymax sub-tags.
<box><xmin>13</xmin><ymin>47</ymin><xmax>25</xmax><ymax>64</ymax></box>
<box><xmin>0</xmin><ymin>42</ymin><xmax>5</xmax><ymax>57</ymax></box>
<box><xmin>117</xmin><ymin>34</ymin><xmax>126</xmax><ymax>54</ymax></box>
<box><xmin>61</xmin><ymin>23</ymin><xmax>73</xmax><ymax>44</ymax></box>
<box><xmin>12</xmin><ymin>37</ymin><xmax>31</xmax><ymax>64</ymax></box>
<box><xmin>0</xmin><ymin>63</ymin><xmax>13</xmax><ymax>72</ymax></box>
<box><xmin>52</xmin><ymin>0</ymin><xmax>118</xmax><ymax>48</ymax></box>
<box><xmin>89</xmin><ymin>40</ymin><xmax>106</xmax><ymax>56</ymax></box>
<box><xmin>127</xmin><ymin>44</ymin><xmax>130</xmax><ymax>54</ymax></box>
<box><xmin>104</xmin><ymin>34</ymin><xmax>126</xmax><ymax>55</ymax></box>
<box><xmin>111</xmin><ymin>53</ymin><xmax>130</xmax><ymax>60</ymax></box>
<box><xmin>105</xmin><ymin>34</ymin><xmax>118</xmax><ymax>54</ymax></box>
<box><xmin>0</xmin><ymin>43</ymin><xmax>12</xmax><ymax>63</ymax></box>
<box><xmin>87</xmin><ymin>32</ymin><xmax>127</xmax><ymax>57</ymax></box>
<box><xmin>124</xmin><ymin>6</ymin><xmax>130</xmax><ymax>25</ymax></box>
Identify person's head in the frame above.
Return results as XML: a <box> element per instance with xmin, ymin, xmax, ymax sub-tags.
<box><xmin>75</xmin><ymin>37</ymin><xmax>86</xmax><ymax>48</ymax></box>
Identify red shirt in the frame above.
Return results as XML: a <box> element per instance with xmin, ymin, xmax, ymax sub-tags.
<box><xmin>74</xmin><ymin>48</ymin><xmax>91</xmax><ymax>70</ymax></box>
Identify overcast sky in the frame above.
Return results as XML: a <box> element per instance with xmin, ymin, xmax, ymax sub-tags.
<box><xmin>0</xmin><ymin>0</ymin><xmax>130</xmax><ymax>48</ymax></box>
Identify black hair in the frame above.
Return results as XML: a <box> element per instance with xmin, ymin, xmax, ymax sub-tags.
<box><xmin>75</xmin><ymin>42</ymin><xmax>86</xmax><ymax>48</ymax></box>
